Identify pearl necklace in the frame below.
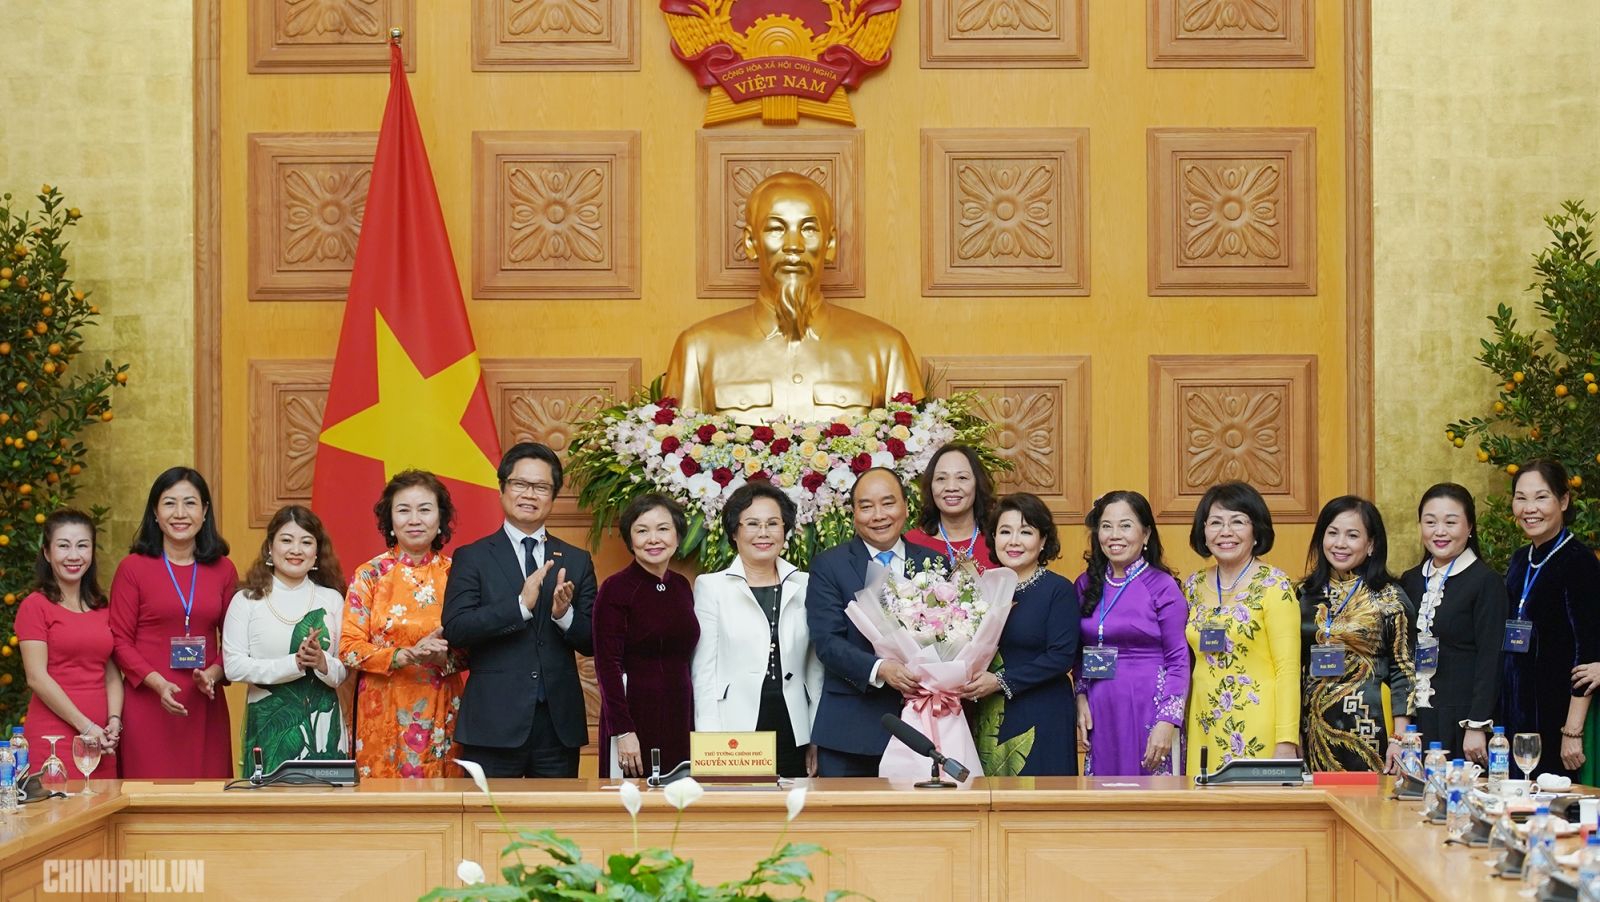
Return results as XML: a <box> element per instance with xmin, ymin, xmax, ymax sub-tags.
<box><xmin>265</xmin><ymin>578</ymin><xmax>316</xmax><ymax>626</ymax></box>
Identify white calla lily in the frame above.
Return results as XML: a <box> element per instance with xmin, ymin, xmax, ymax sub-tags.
<box><xmin>619</xmin><ymin>779</ymin><xmax>642</xmax><ymax>817</ymax></box>
<box><xmin>456</xmin><ymin>859</ymin><xmax>487</xmax><ymax>885</ymax></box>
<box><xmin>785</xmin><ymin>786</ymin><xmax>808</xmax><ymax>822</ymax></box>
<box><xmin>455</xmin><ymin>758</ymin><xmax>490</xmax><ymax>796</ymax></box>
<box><xmin>662</xmin><ymin>776</ymin><xmax>705</xmax><ymax>811</ymax></box>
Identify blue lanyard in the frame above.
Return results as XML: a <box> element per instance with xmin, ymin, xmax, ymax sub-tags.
<box><xmin>938</xmin><ymin>523</ymin><xmax>981</xmax><ymax>564</ymax></box>
<box><xmin>1097</xmin><ymin>559</ymin><xmax>1147</xmax><ymax>644</ymax></box>
<box><xmin>1518</xmin><ymin>530</ymin><xmax>1572</xmax><ymax>618</ymax></box>
<box><xmin>164</xmin><ymin>554</ymin><xmax>200</xmax><ymax>634</ymax></box>
<box><xmin>1323</xmin><ymin>577</ymin><xmax>1363</xmax><ymax>638</ymax></box>
<box><xmin>1214</xmin><ymin>557</ymin><xmax>1255</xmax><ymax>617</ymax></box>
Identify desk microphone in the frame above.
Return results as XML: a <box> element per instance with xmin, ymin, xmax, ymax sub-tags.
<box><xmin>1197</xmin><ymin>746</ymin><xmax>1209</xmax><ymax>785</ymax></box>
<box><xmin>250</xmin><ymin>747</ymin><xmax>265</xmax><ymax>785</ymax></box>
<box><xmin>879</xmin><ymin>714</ymin><xmax>971</xmax><ymax>785</ymax></box>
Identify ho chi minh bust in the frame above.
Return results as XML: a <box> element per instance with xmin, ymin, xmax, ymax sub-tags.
<box><xmin>663</xmin><ymin>172</ymin><xmax>924</xmax><ymax>424</ymax></box>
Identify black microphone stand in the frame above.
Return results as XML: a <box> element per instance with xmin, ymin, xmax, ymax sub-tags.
<box><xmin>915</xmin><ymin>758</ymin><xmax>957</xmax><ymax>790</ymax></box>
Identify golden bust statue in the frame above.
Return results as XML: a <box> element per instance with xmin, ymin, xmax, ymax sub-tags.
<box><xmin>664</xmin><ymin>172</ymin><xmax>924</xmax><ymax>423</ymax></box>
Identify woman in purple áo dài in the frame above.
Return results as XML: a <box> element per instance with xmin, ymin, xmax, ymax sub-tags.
<box><xmin>1074</xmin><ymin>491</ymin><xmax>1190</xmax><ymax>776</ymax></box>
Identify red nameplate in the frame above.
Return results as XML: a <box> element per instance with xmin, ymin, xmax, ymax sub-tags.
<box><xmin>1312</xmin><ymin>771</ymin><xmax>1381</xmax><ymax>786</ymax></box>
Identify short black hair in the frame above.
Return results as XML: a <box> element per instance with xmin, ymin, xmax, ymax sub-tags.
<box><xmin>916</xmin><ymin>444</ymin><xmax>996</xmax><ymax>535</ymax></box>
<box><xmin>1301</xmin><ymin>495</ymin><xmax>1395</xmax><ymax>598</ymax></box>
<box><xmin>721</xmin><ymin>480</ymin><xmax>797</xmax><ymax>546</ymax></box>
<box><xmin>374</xmin><ymin>469</ymin><xmax>456</xmax><ymax>552</ymax></box>
<box><xmin>1416</xmin><ymin>482</ymin><xmax>1481</xmax><ymax>563</ymax></box>
<box><xmin>620</xmin><ymin>493</ymin><xmax>687</xmax><ymax>553</ymax></box>
<box><xmin>986</xmin><ymin>492</ymin><xmax>1061</xmax><ymax>567</ymax></box>
<box><xmin>129</xmin><ymin>467</ymin><xmax>230</xmax><ymax>563</ymax></box>
<box><xmin>498</xmin><ymin>442</ymin><xmax>564</xmax><ymax>495</ymax></box>
<box><xmin>847</xmin><ymin>467</ymin><xmax>905</xmax><ymax>506</ymax></box>
<box><xmin>1512</xmin><ymin>459</ymin><xmax>1576</xmax><ymax>525</ymax></box>
<box><xmin>1189</xmin><ymin>481</ymin><xmax>1275</xmax><ymax>558</ymax></box>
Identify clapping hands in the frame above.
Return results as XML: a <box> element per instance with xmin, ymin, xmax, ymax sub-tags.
<box><xmin>295</xmin><ymin>627</ymin><xmax>329</xmax><ymax>675</ymax></box>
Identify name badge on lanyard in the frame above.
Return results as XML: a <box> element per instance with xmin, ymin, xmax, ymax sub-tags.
<box><xmin>1083</xmin><ymin>645</ymin><xmax>1119</xmax><ymax>679</ymax></box>
<box><xmin>1310</xmin><ymin>644</ymin><xmax>1346</xmax><ymax>678</ymax></box>
<box><xmin>165</xmin><ymin>555</ymin><xmax>205</xmax><ymax>669</ymax></box>
<box><xmin>1415</xmin><ymin>640</ymin><xmax>1439</xmax><ymax>674</ymax></box>
<box><xmin>1199</xmin><ymin>622</ymin><xmax>1228</xmax><ymax>653</ymax></box>
<box><xmin>1503</xmin><ymin>619</ymin><xmax>1533</xmax><ymax>653</ymax></box>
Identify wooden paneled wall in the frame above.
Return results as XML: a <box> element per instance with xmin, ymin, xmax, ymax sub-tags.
<box><xmin>202</xmin><ymin>1</ymin><xmax>1371</xmax><ymax>763</ymax></box>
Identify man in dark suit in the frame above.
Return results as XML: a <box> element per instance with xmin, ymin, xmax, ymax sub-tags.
<box><xmin>807</xmin><ymin>467</ymin><xmax>945</xmax><ymax>777</ymax></box>
<box><xmin>443</xmin><ymin>442</ymin><xmax>597</xmax><ymax>777</ymax></box>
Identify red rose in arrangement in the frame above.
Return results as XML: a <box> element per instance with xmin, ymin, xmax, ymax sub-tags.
<box><xmin>892</xmin><ymin>392</ymin><xmax>914</xmax><ymax>404</ymax></box>
<box><xmin>711</xmin><ymin>466</ymin><xmax>735</xmax><ymax>486</ymax></box>
<box><xmin>769</xmin><ymin>437</ymin><xmax>791</xmax><ymax>454</ymax></box>
<box><xmin>827</xmin><ymin>422</ymin><xmax>852</xmax><ymax>438</ymax></box>
<box><xmin>659</xmin><ymin>435</ymin><xmax>682</xmax><ymax>454</ymax></box>
<box><xmin>893</xmin><ymin>411</ymin><xmax>914</xmax><ymax>427</ymax></box>
<box><xmin>750</xmin><ymin>470</ymin><xmax>770</xmax><ymax>483</ymax></box>
<box><xmin>801</xmin><ymin>471</ymin><xmax>826</xmax><ymax>492</ymax></box>
<box><xmin>850</xmin><ymin>452</ymin><xmax>872</xmax><ymax>473</ymax></box>
<box><xmin>751</xmin><ymin>425</ymin><xmax>775</xmax><ymax>444</ymax></box>
<box><xmin>653</xmin><ymin>408</ymin><xmax>677</xmax><ymax>425</ymax></box>
<box><xmin>680</xmin><ymin>457</ymin><xmax>701</xmax><ymax>476</ymax></box>
<box><xmin>886</xmin><ymin>437</ymin><xmax>907</xmax><ymax>458</ymax></box>
<box><xmin>657</xmin><ymin>396</ymin><xmax>678</xmax><ymax>410</ymax></box>
<box><xmin>695</xmin><ymin>424</ymin><xmax>717</xmax><ymax>443</ymax></box>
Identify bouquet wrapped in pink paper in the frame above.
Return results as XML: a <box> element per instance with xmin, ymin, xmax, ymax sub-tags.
<box><xmin>845</xmin><ymin>562</ymin><xmax>1018</xmax><ymax>780</ymax></box>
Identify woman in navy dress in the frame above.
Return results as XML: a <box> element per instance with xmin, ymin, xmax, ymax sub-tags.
<box><xmin>962</xmin><ymin>492</ymin><xmax>1080</xmax><ymax>776</ymax></box>
<box><xmin>594</xmin><ymin>494</ymin><xmax>700</xmax><ymax>779</ymax></box>
<box><xmin>1500</xmin><ymin>459</ymin><xmax>1600</xmax><ymax>779</ymax></box>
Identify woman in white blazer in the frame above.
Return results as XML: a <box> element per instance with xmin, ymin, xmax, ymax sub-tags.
<box><xmin>692</xmin><ymin>481</ymin><xmax>823</xmax><ymax>777</ymax></box>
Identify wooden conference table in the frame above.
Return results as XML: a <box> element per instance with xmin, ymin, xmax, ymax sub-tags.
<box><xmin>0</xmin><ymin>775</ymin><xmax>1554</xmax><ymax>900</ymax></box>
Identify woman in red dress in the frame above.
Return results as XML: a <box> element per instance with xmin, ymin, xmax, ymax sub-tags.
<box><xmin>17</xmin><ymin>510</ymin><xmax>122</xmax><ymax>778</ymax></box>
<box><xmin>904</xmin><ymin>443</ymin><xmax>999</xmax><ymax>572</ymax></box>
<box><xmin>110</xmin><ymin>467</ymin><xmax>237</xmax><ymax>778</ymax></box>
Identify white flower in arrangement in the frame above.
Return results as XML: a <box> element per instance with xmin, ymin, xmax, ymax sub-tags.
<box><xmin>870</xmin><ymin>450</ymin><xmax>895</xmax><ymax>469</ymax></box>
<box><xmin>618</xmin><ymin>779</ymin><xmax>642</xmax><ymax>817</ymax></box>
<box><xmin>638</xmin><ymin>403</ymin><xmax>661</xmax><ymax>422</ymax></box>
<box><xmin>685</xmin><ymin>472</ymin><xmax>718</xmax><ymax>499</ymax></box>
<box><xmin>825</xmin><ymin>467</ymin><xmax>854</xmax><ymax>492</ymax></box>
<box><xmin>663</xmin><ymin>777</ymin><xmax>705</xmax><ymax>811</ymax></box>
<box><xmin>456</xmin><ymin>860</ymin><xmax>487</xmax><ymax>885</ymax></box>
<box><xmin>734</xmin><ymin>424</ymin><xmax>754</xmax><ymax>441</ymax></box>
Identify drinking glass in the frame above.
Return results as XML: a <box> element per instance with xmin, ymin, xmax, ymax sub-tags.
<box><xmin>71</xmin><ymin>735</ymin><xmax>102</xmax><ymax>796</ymax></box>
<box><xmin>38</xmin><ymin>735</ymin><xmax>67</xmax><ymax>789</ymax></box>
<box><xmin>1513</xmin><ymin>732</ymin><xmax>1542</xmax><ymax>781</ymax></box>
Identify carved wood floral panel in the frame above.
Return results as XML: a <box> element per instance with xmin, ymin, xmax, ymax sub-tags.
<box><xmin>923</xmin><ymin>0</ymin><xmax>1088</xmax><ymax>68</ymax></box>
<box><xmin>248</xmin><ymin>359</ymin><xmax>333</xmax><ymax>527</ymax></box>
<box><xmin>249</xmin><ymin>0</ymin><xmax>416</xmax><ymax>72</ymax></box>
<box><xmin>1147</xmin><ymin>127</ymin><xmax>1315</xmax><ymax>295</ymax></box>
<box><xmin>695</xmin><ymin>130</ymin><xmax>865</xmax><ymax>298</ymax></box>
<box><xmin>480</xmin><ymin>357</ymin><xmax>641</xmax><ymax>529</ymax></box>
<box><xmin>1148</xmin><ymin>0</ymin><xmax>1314</xmax><ymax>68</ymax></box>
<box><xmin>923</xmin><ymin>129</ymin><xmax>1088</xmax><ymax>296</ymax></box>
<box><xmin>248</xmin><ymin>133</ymin><xmax>377</xmax><ymax>301</ymax></box>
<box><xmin>472</xmin><ymin>0</ymin><xmax>638</xmax><ymax>70</ymax></box>
<box><xmin>1149</xmin><ymin>355</ymin><xmax>1317</xmax><ymax>523</ymax></box>
<box><xmin>473</xmin><ymin>132</ymin><xmax>641</xmax><ymax>299</ymax></box>
<box><xmin>923</xmin><ymin>356</ymin><xmax>1091</xmax><ymax>522</ymax></box>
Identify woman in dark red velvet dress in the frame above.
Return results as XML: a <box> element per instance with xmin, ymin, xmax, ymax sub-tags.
<box><xmin>594</xmin><ymin>493</ymin><xmax>699</xmax><ymax>779</ymax></box>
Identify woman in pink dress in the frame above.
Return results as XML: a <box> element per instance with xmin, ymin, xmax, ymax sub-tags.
<box><xmin>17</xmin><ymin>510</ymin><xmax>122</xmax><ymax>778</ymax></box>
<box><xmin>110</xmin><ymin>467</ymin><xmax>237</xmax><ymax>778</ymax></box>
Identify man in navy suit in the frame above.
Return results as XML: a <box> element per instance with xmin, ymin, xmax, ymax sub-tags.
<box><xmin>443</xmin><ymin>442</ymin><xmax>597</xmax><ymax>777</ymax></box>
<box><xmin>807</xmin><ymin>467</ymin><xmax>945</xmax><ymax>777</ymax></box>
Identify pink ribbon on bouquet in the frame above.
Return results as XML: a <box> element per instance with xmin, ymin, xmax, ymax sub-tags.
<box><xmin>908</xmin><ymin>689</ymin><xmax>962</xmax><ymax>754</ymax></box>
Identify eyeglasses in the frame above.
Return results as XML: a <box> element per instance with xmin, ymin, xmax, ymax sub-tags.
<box><xmin>505</xmin><ymin>479</ymin><xmax>555</xmax><ymax>498</ymax></box>
<box><xmin>738</xmin><ymin>519</ymin><xmax>784</xmax><ymax>536</ymax></box>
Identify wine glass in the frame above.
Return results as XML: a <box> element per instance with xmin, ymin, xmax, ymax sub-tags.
<box><xmin>1513</xmin><ymin>732</ymin><xmax>1542</xmax><ymax>782</ymax></box>
<box><xmin>38</xmin><ymin>735</ymin><xmax>67</xmax><ymax>790</ymax></box>
<box><xmin>71</xmin><ymin>735</ymin><xmax>102</xmax><ymax>796</ymax></box>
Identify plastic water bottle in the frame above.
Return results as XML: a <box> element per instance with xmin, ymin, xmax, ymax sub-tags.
<box><xmin>1399</xmin><ymin>725</ymin><xmax>1423</xmax><ymax>781</ymax></box>
<box><xmin>1579</xmin><ymin>833</ymin><xmax>1600</xmax><ymax>886</ymax></box>
<box><xmin>0</xmin><ymin>744</ymin><xmax>16</xmax><ymax>813</ymax></box>
<box><xmin>1422</xmin><ymin>742</ymin><xmax>1447</xmax><ymax>819</ymax></box>
<box><xmin>1446</xmin><ymin>759</ymin><xmax>1471</xmax><ymax>841</ymax></box>
<box><xmin>1487</xmin><ymin>726</ymin><xmax>1510</xmax><ymax>792</ymax></box>
<box><xmin>1524</xmin><ymin>803</ymin><xmax>1557</xmax><ymax>892</ymax></box>
<box><xmin>9</xmin><ymin>728</ymin><xmax>27</xmax><ymax>776</ymax></box>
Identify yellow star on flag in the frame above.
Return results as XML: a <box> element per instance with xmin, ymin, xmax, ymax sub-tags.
<box><xmin>318</xmin><ymin>310</ymin><xmax>499</xmax><ymax>489</ymax></box>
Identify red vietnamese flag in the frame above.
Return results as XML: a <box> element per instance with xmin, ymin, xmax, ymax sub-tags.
<box><xmin>312</xmin><ymin>40</ymin><xmax>503</xmax><ymax>563</ymax></box>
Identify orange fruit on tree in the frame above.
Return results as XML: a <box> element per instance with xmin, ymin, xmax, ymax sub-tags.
<box><xmin>1476</xmin><ymin>449</ymin><xmax>1490</xmax><ymax>462</ymax></box>
<box><xmin>1506</xmin><ymin>464</ymin><xmax>1520</xmax><ymax>475</ymax></box>
<box><xmin>1571</xmin><ymin>476</ymin><xmax>1584</xmax><ymax>489</ymax></box>
<box><xmin>1530</xmin><ymin>426</ymin><xmax>1543</xmax><ymax>440</ymax></box>
<box><xmin>1556</xmin><ymin>385</ymin><xmax>1570</xmax><ymax>397</ymax></box>
<box><xmin>100</xmin><ymin>410</ymin><xmax>113</xmax><ymax>422</ymax></box>
<box><xmin>1493</xmin><ymin>401</ymin><xmax>1506</xmax><ymax>413</ymax></box>
<box><xmin>1589</xmin><ymin>383</ymin><xmax>1598</xmax><ymax>395</ymax></box>
<box><xmin>115</xmin><ymin>372</ymin><xmax>128</xmax><ymax>385</ymax></box>
<box><xmin>1513</xmin><ymin>371</ymin><xmax>1526</xmax><ymax>383</ymax></box>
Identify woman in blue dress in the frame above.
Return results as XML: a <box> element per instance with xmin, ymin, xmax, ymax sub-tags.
<box><xmin>961</xmin><ymin>492</ymin><xmax>1081</xmax><ymax>776</ymax></box>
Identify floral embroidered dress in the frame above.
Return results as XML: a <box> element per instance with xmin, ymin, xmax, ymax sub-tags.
<box><xmin>1183</xmin><ymin>563</ymin><xmax>1302</xmax><ymax>773</ymax></box>
<box><xmin>338</xmin><ymin>550</ymin><xmax>466</xmax><ymax>779</ymax></box>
